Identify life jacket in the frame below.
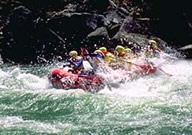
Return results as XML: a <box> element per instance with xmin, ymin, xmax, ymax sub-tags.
<box><xmin>145</xmin><ymin>46</ymin><xmax>155</xmax><ymax>58</ymax></box>
<box><xmin>117</xmin><ymin>52</ymin><xmax>127</xmax><ymax>57</ymax></box>
<box><xmin>69</xmin><ymin>56</ymin><xmax>84</xmax><ymax>73</ymax></box>
<box><xmin>149</xmin><ymin>45</ymin><xmax>161</xmax><ymax>52</ymax></box>
<box><xmin>146</xmin><ymin>45</ymin><xmax>161</xmax><ymax>58</ymax></box>
<box><xmin>104</xmin><ymin>52</ymin><xmax>115</xmax><ymax>63</ymax></box>
<box><xmin>102</xmin><ymin>50</ymin><xmax>108</xmax><ymax>56</ymax></box>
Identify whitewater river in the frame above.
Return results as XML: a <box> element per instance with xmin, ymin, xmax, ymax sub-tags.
<box><xmin>0</xmin><ymin>56</ymin><xmax>192</xmax><ymax>134</ymax></box>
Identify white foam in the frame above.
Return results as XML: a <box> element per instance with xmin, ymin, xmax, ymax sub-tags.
<box><xmin>99</xmin><ymin>53</ymin><xmax>192</xmax><ymax>98</ymax></box>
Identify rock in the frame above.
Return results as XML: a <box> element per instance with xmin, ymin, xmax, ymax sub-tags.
<box><xmin>3</xmin><ymin>0</ymin><xmax>188</xmax><ymax>63</ymax></box>
<box><xmin>137</xmin><ymin>0</ymin><xmax>192</xmax><ymax>47</ymax></box>
<box><xmin>113</xmin><ymin>32</ymin><xmax>149</xmax><ymax>48</ymax></box>
<box><xmin>47</xmin><ymin>12</ymin><xmax>109</xmax><ymax>33</ymax></box>
<box><xmin>179</xmin><ymin>44</ymin><xmax>192</xmax><ymax>59</ymax></box>
<box><xmin>9</xmin><ymin>6</ymin><xmax>32</xmax><ymax>24</ymax></box>
<box><xmin>87</xmin><ymin>27</ymin><xmax>109</xmax><ymax>38</ymax></box>
<box><xmin>0</xmin><ymin>52</ymin><xmax>3</xmax><ymax>64</ymax></box>
<box><xmin>1</xmin><ymin>6</ymin><xmax>37</xmax><ymax>63</ymax></box>
<box><xmin>112</xmin><ymin>16</ymin><xmax>151</xmax><ymax>48</ymax></box>
<box><xmin>179</xmin><ymin>45</ymin><xmax>192</xmax><ymax>50</ymax></box>
<box><xmin>104</xmin><ymin>10</ymin><xmax>124</xmax><ymax>24</ymax></box>
<box><xmin>119</xmin><ymin>16</ymin><xmax>149</xmax><ymax>34</ymax></box>
<box><xmin>113</xmin><ymin>32</ymin><xmax>168</xmax><ymax>52</ymax></box>
<box><xmin>107</xmin><ymin>24</ymin><xmax>121</xmax><ymax>38</ymax></box>
<box><xmin>86</xmin><ymin>27</ymin><xmax>110</xmax><ymax>50</ymax></box>
<box><xmin>46</xmin><ymin>12</ymin><xmax>110</xmax><ymax>51</ymax></box>
<box><xmin>82</xmin><ymin>0</ymin><xmax>111</xmax><ymax>12</ymax></box>
<box><xmin>103</xmin><ymin>9</ymin><xmax>127</xmax><ymax>37</ymax></box>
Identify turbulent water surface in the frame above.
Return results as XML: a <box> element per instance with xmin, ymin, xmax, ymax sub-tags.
<box><xmin>0</xmin><ymin>56</ymin><xmax>192</xmax><ymax>135</ymax></box>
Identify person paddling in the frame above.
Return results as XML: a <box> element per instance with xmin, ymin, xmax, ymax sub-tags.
<box><xmin>67</xmin><ymin>50</ymin><xmax>84</xmax><ymax>74</ymax></box>
<box><xmin>67</xmin><ymin>50</ymin><xmax>93</xmax><ymax>75</ymax></box>
<box><xmin>98</xmin><ymin>47</ymin><xmax>116</xmax><ymax>64</ymax></box>
<box><xmin>81</xmin><ymin>49</ymin><xmax>104</xmax><ymax>72</ymax></box>
<box><xmin>145</xmin><ymin>39</ymin><xmax>161</xmax><ymax>58</ymax></box>
<box><xmin>115</xmin><ymin>45</ymin><xmax>133</xmax><ymax>59</ymax></box>
<box><xmin>114</xmin><ymin>45</ymin><xmax>133</xmax><ymax>70</ymax></box>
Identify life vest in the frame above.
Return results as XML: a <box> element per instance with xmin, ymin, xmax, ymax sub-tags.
<box><xmin>100</xmin><ymin>50</ymin><xmax>115</xmax><ymax>63</ymax></box>
<box><xmin>146</xmin><ymin>46</ymin><xmax>161</xmax><ymax>58</ymax></box>
<box><xmin>102</xmin><ymin>50</ymin><xmax>108</xmax><ymax>56</ymax></box>
<box><xmin>149</xmin><ymin>45</ymin><xmax>161</xmax><ymax>52</ymax></box>
<box><xmin>69</xmin><ymin>56</ymin><xmax>84</xmax><ymax>73</ymax></box>
<box><xmin>145</xmin><ymin>50</ymin><xmax>154</xmax><ymax>58</ymax></box>
<box><xmin>104</xmin><ymin>52</ymin><xmax>115</xmax><ymax>63</ymax></box>
<box><xmin>117</xmin><ymin>52</ymin><xmax>127</xmax><ymax>57</ymax></box>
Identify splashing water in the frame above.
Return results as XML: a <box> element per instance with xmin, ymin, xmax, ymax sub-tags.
<box><xmin>0</xmin><ymin>67</ymin><xmax>49</xmax><ymax>90</ymax></box>
<box><xmin>0</xmin><ymin>52</ymin><xmax>192</xmax><ymax>134</ymax></box>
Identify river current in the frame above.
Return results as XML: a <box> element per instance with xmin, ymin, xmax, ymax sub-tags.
<box><xmin>0</xmin><ymin>54</ymin><xmax>192</xmax><ymax>134</ymax></box>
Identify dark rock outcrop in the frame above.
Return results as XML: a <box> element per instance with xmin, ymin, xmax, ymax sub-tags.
<box><xmin>1</xmin><ymin>0</ymin><xmax>192</xmax><ymax>63</ymax></box>
<box><xmin>1</xmin><ymin>6</ymin><xmax>37</xmax><ymax>63</ymax></box>
<box><xmin>1</xmin><ymin>1</ymin><xmax>130</xmax><ymax>63</ymax></box>
<box><xmin>179</xmin><ymin>45</ymin><xmax>192</xmax><ymax>59</ymax></box>
<box><xmin>136</xmin><ymin>0</ymin><xmax>192</xmax><ymax>47</ymax></box>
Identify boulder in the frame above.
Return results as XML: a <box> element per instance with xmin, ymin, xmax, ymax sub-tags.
<box><xmin>179</xmin><ymin>45</ymin><xmax>192</xmax><ymax>59</ymax></box>
<box><xmin>112</xmin><ymin>16</ymin><xmax>151</xmax><ymax>48</ymax></box>
<box><xmin>87</xmin><ymin>27</ymin><xmax>109</xmax><ymax>38</ymax></box>
<box><xmin>113</xmin><ymin>32</ymin><xmax>168</xmax><ymax>52</ymax></box>
<box><xmin>46</xmin><ymin>12</ymin><xmax>110</xmax><ymax>51</ymax></box>
<box><xmin>1</xmin><ymin>6</ymin><xmax>37</xmax><ymax>63</ymax></box>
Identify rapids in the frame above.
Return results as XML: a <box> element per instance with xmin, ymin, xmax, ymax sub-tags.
<box><xmin>0</xmin><ymin>53</ymin><xmax>192</xmax><ymax>134</ymax></box>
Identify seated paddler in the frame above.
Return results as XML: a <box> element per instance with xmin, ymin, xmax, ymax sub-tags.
<box><xmin>145</xmin><ymin>39</ymin><xmax>161</xmax><ymax>58</ymax></box>
<box><xmin>67</xmin><ymin>50</ymin><xmax>84</xmax><ymax>74</ymax></box>
<box><xmin>98</xmin><ymin>47</ymin><xmax>115</xmax><ymax>64</ymax></box>
<box><xmin>68</xmin><ymin>50</ymin><xmax>94</xmax><ymax>75</ymax></box>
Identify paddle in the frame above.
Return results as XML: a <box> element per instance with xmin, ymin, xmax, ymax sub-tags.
<box><xmin>158</xmin><ymin>68</ymin><xmax>173</xmax><ymax>76</ymax></box>
<box><xmin>121</xmin><ymin>59</ymin><xmax>154</xmax><ymax>72</ymax></box>
<box><xmin>122</xmin><ymin>59</ymin><xmax>173</xmax><ymax>76</ymax></box>
<box><xmin>161</xmin><ymin>52</ymin><xmax>178</xmax><ymax>60</ymax></box>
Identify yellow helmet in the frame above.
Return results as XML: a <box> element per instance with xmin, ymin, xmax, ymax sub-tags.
<box><xmin>94</xmin><ymin>49</ymin><xmax>103</xmax><ymax>54</ymax></box>
<box><xmin>69</xmin><ymin>50</ymin><xmax>78</xmax><ymax>57</ymax></box>
<box><xmin>115</xmin><ymin>45</ymin><xmax>125</xmax><ymax>53</ymax></box>
<box><xmin>124</xmin><ymin>48</ymin><xmax>132</xmax><ymax>53</ymax></box>
<box><xmin>99</xmin><ymin>47</ymin><xmax>107</xmax><ymax>52</ymax></box>
<box><xmin>148</xmin><ymin>40</ymin><xmax>157</xmax><ymax>47</ymax></box>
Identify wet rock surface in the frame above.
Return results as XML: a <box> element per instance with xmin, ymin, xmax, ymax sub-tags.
<box><xmin>1</xmin><ymin>0</ymin><xmax>192</xmax><ymax>63</ymax></box>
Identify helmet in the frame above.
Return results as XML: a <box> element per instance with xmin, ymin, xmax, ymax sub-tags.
<box><xmin>148</xmin><ymin>40</ymin><xmax>157</xmax><ymax>47</ymax></box>
<box><xmin>69</xmin><ymin>50</ymin><xmax>78</xmax><ymax>57</ymax></box>
<box><xmin>99</xmin><ymin>47</ymin><xmax>107</xmax><ymax>52</ymax></box>
<box><xmin>115</xmin><ymin>45</ymin><xmax>125</xmax><ymax>53</ymax></box>
<box><xmin>124</xmin><ymin>48</ymin><xmax>132</xmax><ymax>53</ymax></box>
<box><xmin>94</xmin><ymin>49</ymin><xmax>103</xmax><ymax>54</ymax></box>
